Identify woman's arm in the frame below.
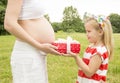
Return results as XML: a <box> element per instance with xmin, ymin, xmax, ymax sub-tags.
<box><xmin>4</xmin><ymin>0</ymin><xmax>60</xmax><ymax>55</ymax></box>
<box><xmin>4</xmin><ymin>0</ymin><xmax>37</xmax><ymax>45</ymax></box>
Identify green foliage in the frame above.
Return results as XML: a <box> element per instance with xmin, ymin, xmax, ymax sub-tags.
<box><xmin>0</xmin><ymin>6</ymin><xmax>5</xmax><ymax>23</ymax></box>
<box><xmin>44</xmin><ymin>14</ymin><xmax>50</xmax><ymax>23</ymax></box>
<box><xmin>0</xmin><ymin>6</ymin><xmax>7</xmax><ymax>35</ymax></box>
<box><xmin>0</xmin><ymin>5</ymin><xmax>10</xmax><ymax>35</ymax></box>
<box><xmin>109</xmin><ymin>13</ymin><xmax>120</xmax><ymax>33</ymax></box>
<box><xmin>0</xmin><ymin>0</ymin><xmax>8</xmax><ymax>35</ymax></box>
<box><xmin>0</xmin><ymin>0</ymin><xmax>7</xmax><ymax>6</ymax></box>
<box><xmin>61</xmin><ymin>6</ymin><xmax>84</xmax><ymax>32</ymax></box>
<box><xmin>63</xmin><ymin>6</ymin><xmax>78</xmax><ymax>21</ymax></box>
<box><xmin>52</xmin><ymin>22</ymin><xmax>62</xmax><ymax>32</ymax></box>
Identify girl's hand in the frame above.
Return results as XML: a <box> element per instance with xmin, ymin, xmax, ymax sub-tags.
<box><xmin>62</xmin><ymin>52</ymin><xmax>79</xmax><ymax>58</ymax></box>
<box><xmin>40</xmin><ymin>43</ymin><xmax>62</xmax><ymax>55</ymax></box>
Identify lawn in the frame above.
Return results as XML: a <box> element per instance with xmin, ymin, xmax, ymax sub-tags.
<box><xmin>0</xmin><ymin>32</ymin><xmax>120</xmax><ymax>83</ymax></box>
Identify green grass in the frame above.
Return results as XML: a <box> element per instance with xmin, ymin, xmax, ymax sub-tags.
<box><xmin>0</xmin><ymin>33</ymin><xmax>120</xmax><ymax>83</ymax></box>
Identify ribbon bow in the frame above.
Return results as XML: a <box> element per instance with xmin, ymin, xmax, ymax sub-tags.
<box><xmin>53</xmin><ymin>36</ymin><xmax>80</xmax><ymax>54</ymax></box>
<box><xmin>83</xmin><ymin>12</ymin><xmax>108</xmax><ymax>29</ymax></box>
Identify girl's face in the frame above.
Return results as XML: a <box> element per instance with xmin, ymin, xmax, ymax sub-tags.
<box><xmin>85</xmin><ymin>23</ymin><xmax>102</xmax><ymax>44</ymax></box>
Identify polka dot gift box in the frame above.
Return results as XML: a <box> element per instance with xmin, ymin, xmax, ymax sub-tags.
<box><xmin>52</xmin><ymin>36</ymin><xmax>80</xmax><ymax>54</ymax></box>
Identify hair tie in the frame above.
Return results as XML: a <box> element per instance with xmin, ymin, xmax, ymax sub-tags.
<box><xmin>83</xmin><ymin>12</ymin><xmax>109</xmax><ymax>29</ymax></box>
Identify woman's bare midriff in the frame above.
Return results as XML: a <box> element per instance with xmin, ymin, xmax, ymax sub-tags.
<box><xmin>18</xmin><ymin>17</ymin><xmax>55</xmax><ymax>44</ymax></box>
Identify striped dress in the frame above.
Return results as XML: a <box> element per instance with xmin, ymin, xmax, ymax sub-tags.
<box><xmin>76</xmin><ymin>45</ymin><xmax>109</xmax><ymax>83</ymax></box>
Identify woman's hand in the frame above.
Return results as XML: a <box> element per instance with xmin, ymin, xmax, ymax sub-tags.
<box><xmin>40</xmin><ymin>43</ymin><xmax>62</xmax><ymax>55</ymax></box>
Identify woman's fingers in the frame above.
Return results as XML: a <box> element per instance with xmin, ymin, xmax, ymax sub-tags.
<box><xmin>50</xmin><ymin>44</ymin><xmax>58</xmax><ymax>49</ymax></box>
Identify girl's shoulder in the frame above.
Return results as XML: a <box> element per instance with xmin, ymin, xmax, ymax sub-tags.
<box><xmin>95</xmin><ymin>45</ymin><xmax>107</xmax><ymax>54</ymax></box>
<box><xmin>86</xmin><ymin>45</ymin><xmax>108</xmax><ymax>57</ymax></box>
<box><xmin>88</xmin><ymin>44</ymin><xmax>107</xmax><ymax>53</ymax></box>
<box><xmin>91</xmin><ymin>45</ymin><xmax>108</xmax><ymax>61</ymax></box>
<box><xmin>84</xmin><ymin>45</ymin><xmax>108</xmax><ymax>62</ymax></box>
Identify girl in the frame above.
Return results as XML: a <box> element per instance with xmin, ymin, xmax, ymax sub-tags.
<box><xmin>4</xmin><ymin>0</ymin><xmax>61</xmax><ymax>83</ymax></box>
<box><xmin>62</xmin><ymin>13</ymin><xmax>114</xmax><ymax>83</ymax></box>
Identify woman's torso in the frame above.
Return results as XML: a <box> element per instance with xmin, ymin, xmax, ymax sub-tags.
<box><xmin>18</xmin><ymin>18</ymin><xmax>55</xmax><ymax>43</ymax></box>
<box><xmin>18</xmin><ymin>0</ymin><xmax>55</xmax><ymax>44</ymax></box>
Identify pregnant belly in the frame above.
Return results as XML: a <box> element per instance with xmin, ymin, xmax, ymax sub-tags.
<box><xmin>18</xmin><ymin>17</ymin><xmax>55</xmax><ymax>43</ymax></box>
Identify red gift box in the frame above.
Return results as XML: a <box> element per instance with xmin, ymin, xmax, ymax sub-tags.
<box><xmin>52</xmin><ymin>37</ymin><xmax>80</xmax><ymax>54</ymax></box>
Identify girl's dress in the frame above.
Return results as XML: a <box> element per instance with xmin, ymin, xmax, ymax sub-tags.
<box><xmin>76</xmin><ymin>45</ymin><xmax>108</xmax><ymax>83</ymax></box>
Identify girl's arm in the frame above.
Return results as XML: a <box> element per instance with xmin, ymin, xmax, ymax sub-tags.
<box><xmin>62</xmin><ymin>52</ymin><xmax>102</xmax><ymax>77</ymax></box>
<box><xmin>74</xmin><ymin>54</ymin><xmax>102</xmax><ymax>77</ymax></box>
<box><xmin>4</xmin><ymin>0</ymin><xmax>60</xmax><ymax>55</ymax></box>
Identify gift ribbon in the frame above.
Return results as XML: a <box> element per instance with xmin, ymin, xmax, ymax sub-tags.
<box><xmin>55</xmin><ymin>36</ymin><xmax>79</xmax><ymax>53</ymax></box>
<box><xmin>67</xmin><ymin>36</ymin><xmax>72</xmax><ymax>53</ymax></box>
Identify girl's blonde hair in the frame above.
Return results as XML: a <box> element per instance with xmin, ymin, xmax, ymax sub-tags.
<box><xmin>84</xmin><ymin>17</ymin><xmax>114</xmax><ymax>59</ymax></box>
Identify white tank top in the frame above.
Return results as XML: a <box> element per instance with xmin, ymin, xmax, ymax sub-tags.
<box><xmin>18</xmin><ymin>0</ymin><xmax>46</xmax><ymax>20</ymax></box>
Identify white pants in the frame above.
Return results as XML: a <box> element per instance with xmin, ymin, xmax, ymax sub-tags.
<box><xmin>11</xmin><ymin>40</ymin><xmax>48</xmax><ymax>83</ymax></box>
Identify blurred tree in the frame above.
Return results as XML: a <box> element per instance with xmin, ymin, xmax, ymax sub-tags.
<box><xmin>109</xmin><ymin>13</ymin><xmax>120</xmax><ymax>33</ymax></box>
<box><xmin>0</xmin><ymin>6</ymin><xmax>6</xmax><ymax>35</ymax></box>
<box><xmin>0</xmin><ymin>0</ymin><xmax>7</xmax><ymax>6</ymax></box>
<box><xmin>62</xmin><ymin>6</ymin><xmax>84</xmax><ymax>32</ymax></box>
<box><xmin>44</xmin><ymin>14</ymin><xmax>50</xmax><ymax>23</ymax></box>
<box><xmin>52</xmin><ymin>22</ymin><xmax>62</xmax><ymax>32</ymax></box>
